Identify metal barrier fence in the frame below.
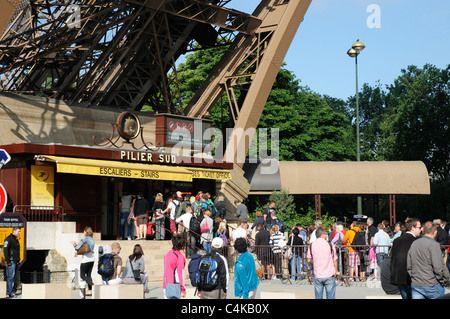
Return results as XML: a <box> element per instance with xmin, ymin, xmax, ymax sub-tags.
<box><xmin>12</xmin><ymin>205</ymin><xmax>65</xmax><ymax>222</ymax></box>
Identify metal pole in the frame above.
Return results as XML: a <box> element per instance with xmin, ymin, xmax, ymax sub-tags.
<box><xmin>355</xmin><ymin>54</ymin><xmax>362</xmax><ymax>214</ymax></box>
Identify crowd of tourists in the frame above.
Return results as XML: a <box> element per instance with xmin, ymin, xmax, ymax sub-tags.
<box><xmin>76</xmin><ymin>190</ymin><xmax>450</xmax><ymax>300</ymax></box>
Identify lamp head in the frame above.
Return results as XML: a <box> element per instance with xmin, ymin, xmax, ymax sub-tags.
<box><xmin>352</xmin><ymin>40</ymin><xmax>365</xmax><ymax>53</ymax></box>
<box><xmin>347</xmin><ymin>48</ymin><xmax>358</xmax><ymax>58</ymax></box>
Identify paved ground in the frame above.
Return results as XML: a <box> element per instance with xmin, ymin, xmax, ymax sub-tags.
<box><xmin>10</xmin><ymin>278</ymin><xmax>450</xmax><ymax>300</ymax></box>
<box><xmin>68</xmin><ymin>278</ymin><xmax>433</xmax><ymax>300</ymax></box>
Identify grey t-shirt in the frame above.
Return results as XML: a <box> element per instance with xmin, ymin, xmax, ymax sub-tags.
<box><xmin>236</xmin><ymin>203</ymin><xmax>248</xmax><ymax>220</ymax></box>
<box><xmin>121</xmin><ymin>194</ymin><xmax>133</xmax><ymax>211</ymax></box>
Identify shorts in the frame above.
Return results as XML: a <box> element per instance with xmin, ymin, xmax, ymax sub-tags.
<box><xmin>136</xmin><ymin>214</ymin><xmax>149</xmax><ymax>226</ymax></box>
<box><xmin>348</xmin><ymin>251</ymin><xmax>360</xmax><ymax>267</ymax></box>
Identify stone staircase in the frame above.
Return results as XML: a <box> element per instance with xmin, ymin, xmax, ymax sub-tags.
<box><xmin>95</xmin><ymin>239</ymin><xmax>185</xmax><ymax>283</ymax></box>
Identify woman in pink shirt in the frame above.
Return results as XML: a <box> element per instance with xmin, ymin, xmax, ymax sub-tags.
<box><xmin>307</xmin><ymin>228</ymin><xmax>340</xmax><ymax>299</ymax></box>
<box><xmin>163</xmin><ymin>234</ymin><xmax>186</xmax><ymax>299</ymax></box>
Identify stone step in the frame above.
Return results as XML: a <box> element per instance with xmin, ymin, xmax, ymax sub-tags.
<box><xmin>95</xmin><ymin>239</ymin><xmax>186</xmax><ymax>283</ymax></box>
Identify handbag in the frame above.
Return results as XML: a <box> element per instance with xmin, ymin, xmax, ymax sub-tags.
<box><xmin>166</xmin><ymin>283</ymin><xmax>181</xmax><ymax>299</ymax></box>
<box><xmin>130</xmin><ymin>259</ymin><xmax>141</xmax><ymax>281</ymax></box>
<box><xmin>285</xmin><ymin>236</ymin><xmax>294</xmax><ymax>260</ymax></box>
<box><xmin>77</xmin><ymin>242</ymin><xmax>91</xmax><ymax>255</ymax></box>
<box><xmin>200</xmin><ymin>220</ymin><xmax>210</xmax><ymax>233</ymax></box>
<box><xmin>165</xmin><ymin>251</ymin><xmax>181</xmax><ymax>299</ymax></box>
<box><xmin>155</xmin><ymin>209</ymin><xmax>164</xmax><ymax>220</ymax></box>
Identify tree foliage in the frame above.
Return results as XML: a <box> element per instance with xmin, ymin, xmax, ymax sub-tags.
<box><xmin>173</xmin><ymin>44</ymin><xmax>450</xmax><ymax>220</ymax></box>
<box><xmin>347</xmin><ymin>64</ymin><xmax>450</xmax><ymax>219</ymax></box>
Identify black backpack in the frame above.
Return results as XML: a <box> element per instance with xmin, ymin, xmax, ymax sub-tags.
<box><xmin>351</xmin><ymin>230</ymin><xmax>366</xmax><ymax>247</ymax></box>
<box><xmin>196</xmin><ymin>252</ymin><xmax>220</xmax><ymax>291</ymax></box>
<box><xmin>189</xmin><ymin>215</ymin><xmax>201</xmax><ymax>234</ymax></box>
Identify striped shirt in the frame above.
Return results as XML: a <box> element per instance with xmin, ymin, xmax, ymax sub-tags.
<box><xmin>270</xmin><ymin>231</ymin><xmax>284</xmax><ymax>253</ymax></box>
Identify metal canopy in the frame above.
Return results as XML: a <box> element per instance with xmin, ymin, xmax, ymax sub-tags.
<box><xmin>245</xmin><ymin>160</ymin><xmax>431</xmax><ymax>195</ymax></box>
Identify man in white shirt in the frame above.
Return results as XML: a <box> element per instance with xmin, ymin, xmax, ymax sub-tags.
<box><xmin>309</xmin><ymin>220</ymin><xmax>322</xmax><ymax>244</ymax></box>
<box><xmin>176</xmin><ymin>205</ymin><xmax>196</xmax><ymax>257</ymax></box>
<box><xmin>163</xmin><ymin>192</ymin><xmax>182</xmax><ymax>234</ymax></box>
<box><xmin>232</xmin><ymin>220</ymin><xmax>248</xmax><ymax>243</ymax></box>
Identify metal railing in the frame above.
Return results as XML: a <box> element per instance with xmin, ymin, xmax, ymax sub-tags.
<box><xmin>12</xmin><ymin>205</ymin><xmax>65</xmax><ymax>222</ymax></box>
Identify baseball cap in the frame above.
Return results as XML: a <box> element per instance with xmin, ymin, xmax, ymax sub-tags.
<box><xmin>211</xmin><ymin>237</ymin><xmax>223</xmax><ymax>249</ymax></box>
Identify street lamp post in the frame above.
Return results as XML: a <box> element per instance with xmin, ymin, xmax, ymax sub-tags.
<box><xmin>347</xmin><ymin>39</ymin><xmax>365</xmax><ymax>215</ymax></box>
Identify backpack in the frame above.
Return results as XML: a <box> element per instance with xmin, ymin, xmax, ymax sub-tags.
<box><xmin>192</xmin><ymin>201</ymin><xmax>202</xmax><ymax>218</ymax></box>
<box><xmin>334</xmin><ymin>232</ymin><xmax>344</xmax><ymax>246</ymax></box>
<box><xmin>188</xmin><ymin>254</ymin><xmax>202</xmax><ymax>287</ymax></box>
<box><xmin>189</xmin><ymin>215</ymin><xmax>201</xmax><ymax>234</ymax></box>
<box><xmin>98</xmin><ymin>253</ymin><xmax>115</xmax><ymax>277</ymax></box>
<box><xmin>218</xmin><ymin>230</ymin><xmax>229</xmax><ymax>246</ymax></box>
<box><xmin>196</xmin><ymin>253</ymin><xmax>220</xmax><ymax>291</ymax></box>
<box><xmin>175</xmin><ymin>201</ymin><xmax>185</xmax><ymax>219</ymax></box>
<box><xmin>202</xmin><ymin>201</ymin><xmax>217</xmax><ymax>219</ymax></box>
<box><xmin>350</xmin><ymin>229</ymin><xmax>366</xmax><ymax>247</ymax></box>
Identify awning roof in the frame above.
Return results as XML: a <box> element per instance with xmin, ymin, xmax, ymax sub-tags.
<box><xmin>244</xmin><ymin>160</ymin><xmax>430</xmax><ymax>195</ymax></box>
<box><xmin>39</xmin><ymin>155</ymin><xmax>231</xmax><ymax>181</ymax></box>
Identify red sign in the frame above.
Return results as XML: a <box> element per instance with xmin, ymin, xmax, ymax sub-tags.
<box><xmin>0</xmin><ymin>183</ymin><xmax>7</xmax><ymax>213</ymax></box>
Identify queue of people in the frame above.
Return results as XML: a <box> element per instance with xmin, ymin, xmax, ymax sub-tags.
<box><xmin>68</xmin><ymin>193</ymin><xmax>449</xmax><ymax>300</ymax></box>
<box><xmin>118</xmin><ymin>189</ymin><xmax>228</xmax><ymax>243</ymax></box>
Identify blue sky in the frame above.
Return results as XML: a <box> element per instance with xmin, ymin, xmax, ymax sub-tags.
<box><xmin>227</xmin><ymin>0</ymin><xmax>450</xmax><ymax>101</ymax></box>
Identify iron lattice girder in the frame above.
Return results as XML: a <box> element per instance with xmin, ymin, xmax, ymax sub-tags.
<box><xmin>0</xmin><ymin>0</ymin><xmax>260</xmax><ymax>112</ymax></box>
<box><xmin>125</xmin><ymin>0</ymin><xmax>261</xmax><ymax>35</ymax></box>
<box><xmin>183</xmin><ymin>0</ymin><xmax>312</xmax><ymax>164</ymax></box>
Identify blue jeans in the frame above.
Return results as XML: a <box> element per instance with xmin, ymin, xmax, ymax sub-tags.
<box><xmin>203</xmin><ymin>241</ymin><xmax>211</xmax><ymax>253</ymax></box>
<box><xmin>290</xmin><ymin>254</ymin><xmax>302</xmax><ymax>280</ymax></box>
<box><xmin>6</xmin><ymin>261</ymin><xmax>17</xmax><ymax>296</ymax></box>
<box><xmin>313</xmin><ymin>276</ymin><xmax>336</xmax><ymax>299</ymax></box>
<box><xmin>377</xmin><ymin>252</ymin><xmax>387</xmax><ymax>267</ymax></box>
<box><xmin>398</xmin><ymin>284</ymin><xmax>412</xmax><ymax>299</ymax></box>
<box><xmin>119</xmin><ymin>211</ymin><xmax>132</xmax><ymax>239</ymax></box>
<box><xmin>411</xmin><ymin>284</ymin><xmax>445</xmax><ymax>299</ymax></box>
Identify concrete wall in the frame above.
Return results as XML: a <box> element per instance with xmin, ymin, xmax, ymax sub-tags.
<box><xmin>0</xmin><ymin>92</ymin><xmax>156</xmax><ymax>147</ymax></box>
<box><xmin>25</xmin><ymin>222</ymin><xmax>174</xmax><ymax>286</ymax></box>
<box><xmin>26</xmin><ymin>221</ymin><xmax>101</xmax><ymax>284</ymax></box>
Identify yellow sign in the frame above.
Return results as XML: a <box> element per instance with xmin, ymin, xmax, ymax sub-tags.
<box><xmin>58</xmin><ymin>162</ymin><xmax>193</xmax><ymax>182</ymax></box>
<box><xmin>31</xmin><ymin>165</ymin><xmax>54</xmax><ymax>206</ymax></box>
<box><xmin>189</xmin><ymin>168</ymin><xmax>232</xmax><ymax>180</ymax></box>
<box><xmin>39</xmin><ymin>155</ymin><xmax>232</xmax><ymax>181</ymax></box>
<box><xmin>41</xmin><ymin>155</ymin><xmax>193</xmax><ymax>182</ymax></box>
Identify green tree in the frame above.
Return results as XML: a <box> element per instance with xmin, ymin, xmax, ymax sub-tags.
<box><xmin>347</xmin><ymin>64</ymin><xmax>450</xmax><ymax>219</ymax></box>
<box><xmin>255</xmin><ymin>67</ymin><xmax>355</xmax><ymax>161</ymax></box>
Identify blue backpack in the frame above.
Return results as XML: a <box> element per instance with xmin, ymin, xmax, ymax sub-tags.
<box><xmin>98</xmin><ymin>253</ymin><xmax>115</xmax><ymax>277</ymax></box>
<box><xmin>196</xmin><ymin>253</ymin><xmax>219</xmax><ymax>291</ymax></box>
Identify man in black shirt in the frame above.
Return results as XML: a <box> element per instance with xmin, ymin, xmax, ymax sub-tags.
<box><xmin>255</xmin><ymin>224</ymin><xmax>270</xmax><ymax>279</ymax></box>
<box><xmin>263</xmin><ymin>201</ymin><xmax>276</xmax><ymax>229</ymax></box>
<box><xmin>4</xmin><ymin>227</ymin><xmax>21</xmax><ymax>298</ymax></box>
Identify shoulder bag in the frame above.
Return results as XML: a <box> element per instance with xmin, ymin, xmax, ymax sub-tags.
<box><xmin>130</xmin><ymin>258</ymin><xmax>141</xmax><ymax>281</ymax></box>
<box><xmin>77</xmin><ymin>242</ymin><xmax>91</xmax><ymax>255</ymax></box>
<box><xmin>165</xmin><ymin>251</ymin><xmax>181</xmax><ymax>299</ymax></box>
<box><xmin>285</xmin><ymin>236</ymin><xmax>294</xmax><ymax>260</ymax></box>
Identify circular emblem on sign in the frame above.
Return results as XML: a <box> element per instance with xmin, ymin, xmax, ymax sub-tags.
<box><xmin>36</xmin><ymin>169</ymin><xmax>50</xmax><ymax>182</ymax></box>
<box><xmin>117</xmin><ymin>112</ymin><xmax>141</xmax><ymax>140</ymax></box>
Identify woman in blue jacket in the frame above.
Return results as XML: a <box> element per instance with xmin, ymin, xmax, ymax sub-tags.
<box><xmin>72</xmin><ymin>226</ymin><xmax>95</xmax><ymax>298</ymax></box>
<box><xmin>234</xmin><ymin>237</ymin><xmax>259</xmax><ymax>299</ymax></box>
